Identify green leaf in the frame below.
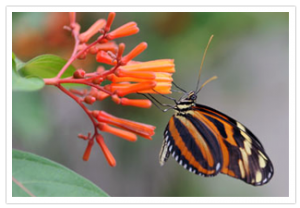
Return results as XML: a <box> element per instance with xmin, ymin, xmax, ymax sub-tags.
<box><xmin>13</xmin><ymin>52</ymin><xmax>25</xmax><ymax>71</ymax></box>
<box><xmin>12</xmin><ymin>69</ymin><xmax>45</xmax><ymax>91</ymax></box>
<box><xmin>12</xmin><ymin>149</ymin><xmax>109</xmax><ymax>197</ymax></box>
<box><xmin>19</xmin><ymin>54</ymin><xmax>76</xmax><ymax>78</ymax></box>
<box><xmin>12</xmin><ymin>54</ymin><xmax>45</xmax><ymax>92</ymax></box>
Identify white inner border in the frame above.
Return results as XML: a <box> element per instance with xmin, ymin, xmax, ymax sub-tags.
<box><xmin>6</xmin><ymin>6</ymin><xmax>296</xmax><ymax>204</ymax></box>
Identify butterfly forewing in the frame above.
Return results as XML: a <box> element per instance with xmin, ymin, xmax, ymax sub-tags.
<box><xmin>193</xmin><ymin>104</ymin><xmax>274</xmax><ymax>185</ymax></box>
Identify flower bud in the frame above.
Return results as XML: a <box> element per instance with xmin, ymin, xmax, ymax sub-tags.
<box><xmin>106</xmin><ymin>22</ymin><xmax>139</xmax><ymax>40</ymax></box>
<box><xmin>82</xmin><ymin>139</ymin><xmax>94</xmax><ymax>161</ymax></box>
<box><xmin>95</xmin><ymin>135</ymin><xmax>116</xmax><ymax>167</ymax></box>
<box><xmin>79</xmin><ymin>19</ymin><xmax>106</xmax><ymax>43</ymax></box>
<box><xmin>104</xmin><ymin>12</ymin><xmax>116</xmax><ymax>32</ymax></box>
<box><xmin>73</xmin><ymin>68</ymin><xmax>86</xmax><ymax>79</ymax></box>
<box><xmin>96</xmin><ymin>51</ymin><xmax>117</xmax><ymax>65</ymax></box>
<box><xmin>121</xmin><ymin>42</ymin><xmax>147</xmax><ymax>64</ymax></box>
<box><xmin>84</xmin><ymin>95</ymin><xmax>96</xmax><ymax>105</ymax></box>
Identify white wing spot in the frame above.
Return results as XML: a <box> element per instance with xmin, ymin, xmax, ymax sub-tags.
<box><xmin>237</xmin><ymin>122</ymin><xmax>246</xmax><ymax>131</ymax></box>
<box><xmin>175</xmin><ymin>155</ymin><xmax>179</xmax><ymax>161</ymax></box>
<box><xmin>179</xmin><ymin>160</ymin><xmax>183</xmax><ymax>165</ymax></box>
<box><xmin>268</xmin><ymin>172</ymin><xmax>272</xmax><ymax>179</ymax></box>
<box><xmin>262</xmin><ymin>178</ymin><xmax>268</xmax><ymax>183</ymax></box>
<box><xmin>172</xmin><ymin>151</ymin><xmax>175</xmax><ymax>157</ymax></box>
<box><xmin>184</xmin><ymin>164</ymin><xmax>187</xmax><ymax>169</ymax></box>
<box><xmin>189</xmin><ymin>167</ymin><xmax>193</xmax><ymax>172</ymax></box>
<box><xmin>168</xmin><ymin>145</ymin><xmax>173</xmax><ymax>152</ymax></box>
<box><xmin>258</xmin><ymin>155</ymin><xmax>267</xmax><ymax>168</ymax></box>
<box><xmin>165</xmin><ymin>135</ymin><xmax>169</xmax><ymax>141</ymax></box>
<box><xmin>255</xmin><ymin>171</ymin><xmax>262</xmax><ymax>183</ymax></box>
<box><xmin>216</xmin><ymin>162</ymin><xmax>221</xmax><ymax>171</ymax></box>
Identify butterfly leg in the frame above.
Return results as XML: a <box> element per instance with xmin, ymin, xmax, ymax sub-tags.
<box><xmin>138</xmin><ymin>93</ymin><xmax>175</xmax><ymax>112</ymax></box>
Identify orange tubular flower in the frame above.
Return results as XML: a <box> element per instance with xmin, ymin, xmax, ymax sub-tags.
<box><xmin>79</xmin><ymin>19</ymin><xmax>106</xmax><ymax>43</ymax></box>
<box><xmin>122</xmin><ymin>59</ymin><xmax>175</xmax><ymax>73</ymax></box>
<box><xmin>107</xmin><ymin>59</ymin><xmax>175</xmax><ymax>95</ymax></box>
<box><xmin>107</xmin><ymin>81</ymin><xmax>157</xmax><ymax>97</ymax></box>
<box><xmin>96</xmin><ymin>50</ymin><xmax>117</xmax><ymax>65</ymax></box>
<box><xmin>119</xmin><ymin>98</ymin><xmax>152</xmax><ymax>108</ymax></box>
<box><xmin>111</xmin><ymin>94</ymin><xmax>152</xmax><ymax>108</ymax></box>
<box><xmin>89</xmin><ymin>42</ymin><xmax>118</xmax><ymax>54</ymax></box>
<box><xmin>98</xmin><ymin>122</ymin><xmax>137</xmax><ymax>142</ymax></box>
<box><xmin>104</xmin><ymin>12</ymin><xmax>116</xmax><ymax>32</ymax></box>
<box><xmin>107</xmin><ymin>22</ymin><xmax>139</xmax><ymax>40</ymax></box>
<box><xmin>94</xmin><ymin>111</ymin><xmax>155</xmax><ymax>140</ymax></box>
<box><xmin>116</xmin><ymin>68</ymin><xmax>156</xmax><ymax>80</ymax></box>
<box><xmin>83</xmin><ymin>139</ymin><xmax>94</xmax><ymax>161</ymax></box>
<box><xmin>139</xmin><ymin>82</ymin><xmax>173</xmax><ymax>94</ymax></box>
<box><xmin>121</xmin><ymin>42</ymin><xmax>148</xmax><ymax>64</ymax></box>
<box><xmin>95</xmin><ymin>135</ymin><xmax>116</xmax><ymax>167</ymax></box>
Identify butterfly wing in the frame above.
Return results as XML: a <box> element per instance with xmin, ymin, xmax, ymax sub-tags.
<box><xmin>159</xmin><ymin>103</ymin><xmax>274</xmax><ymax>186</ymax></box>
<box><xmin>192</xmin><ymin>103</ymin><xmax>274</xmax><ymax>186</ymax></box>
<box><xmin>160</xmin><ymin>112</ymin><xmax>223</xmax><ymax>177</ymax></box>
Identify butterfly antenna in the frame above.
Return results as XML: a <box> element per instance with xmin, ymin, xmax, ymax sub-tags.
<box><xmin>195</xmin><ymin>75</ymin><xmax>218</xmax><ymax>94</ymax></box>
<box><xmin>195</xmin><ymin>35</ymin><xmax>214</xmax><ymax>92</ymax></box>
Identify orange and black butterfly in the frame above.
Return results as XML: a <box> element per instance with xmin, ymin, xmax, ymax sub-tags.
<box><xmin>147</xmin><ymin>35</ymin><xmax>274</xmax><ymax>186</ymax></box>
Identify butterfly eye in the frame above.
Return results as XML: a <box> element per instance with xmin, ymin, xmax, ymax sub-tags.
<box><xmin>190</xmin><ymin>94</ymin><xmax>197</xmax><ymax>100</ymax></box>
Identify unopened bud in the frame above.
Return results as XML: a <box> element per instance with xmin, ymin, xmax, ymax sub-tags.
<box><xmin>73</xmin><ymin>68</ymin><xmax>86</xmax><ymax>79</ymax></box>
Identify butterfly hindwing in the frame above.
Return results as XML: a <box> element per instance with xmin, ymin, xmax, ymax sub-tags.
<box><xmin>160</xmin><ymin>114</ymin><xmax>223</xmax><ymax>177</ymax></box>
<box><xmin>192</xmin><ymin>104</ymin><xmax>274</xmax><ymax>186</ymax></box>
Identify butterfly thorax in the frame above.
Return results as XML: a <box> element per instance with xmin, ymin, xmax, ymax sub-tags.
<box><xmin>175</xmin><ymin>91</ymin><xmax>197</xmax><ymax>114</ymax></box>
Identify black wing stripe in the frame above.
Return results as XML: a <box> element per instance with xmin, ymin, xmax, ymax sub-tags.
<box><xmin>204</xmin><ymin>114</ymin><xmax>227</xmax><ymax>138</ymax></box>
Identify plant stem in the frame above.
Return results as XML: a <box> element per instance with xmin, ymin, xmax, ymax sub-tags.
<box><xmin>56</xmin><ymin>39</ymin><xmax>99</xmax><ymax>79</ymax></box>
<box><xmin>56</xmin><ymin>84</ymin><xmax>98</xmax><ymax>134</ymax></box>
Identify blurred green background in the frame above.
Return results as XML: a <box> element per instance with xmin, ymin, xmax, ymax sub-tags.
<box><xmin>12</xmin><ymin>12</ymin><xmax>289</xmax><ymax>197</ymax></box>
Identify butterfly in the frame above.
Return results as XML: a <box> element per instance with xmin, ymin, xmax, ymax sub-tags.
<box><xmin>155</xmin><ymin>35</ymin><xmax>274</xmax><ymax>186</ymax></box>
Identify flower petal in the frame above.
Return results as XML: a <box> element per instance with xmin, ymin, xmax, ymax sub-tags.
<box><xmin>122</xmin><ymin>59</ymin><xmax>175</xmax><ymax>73</ymax></box>
<box><xmin>117</xmin><ymin>68</ymin><xmax>156</xmax><ymax>80</ymax></box>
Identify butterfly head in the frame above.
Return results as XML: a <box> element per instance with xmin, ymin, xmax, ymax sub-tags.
<box><xmin>188</xmin><ymin>91</ymin><xmax>198</xmax><ymax>101</ymax></box>
<box><xmin>175</xmin><ymin>91</ymin><xmax>197</xmax><ymax>112</ymax></box>
<box><xmin>179</xmin><ymin>91</ymin><xmax>197</xmax><ymax>102</ymax></box>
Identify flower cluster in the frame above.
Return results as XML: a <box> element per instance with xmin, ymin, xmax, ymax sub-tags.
<box><xmin>43</xmin><ymin>12</ymin><xmax>175</xmax><ymax>166</ymax></box>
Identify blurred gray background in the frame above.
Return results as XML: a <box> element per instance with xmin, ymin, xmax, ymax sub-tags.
<box><xmin>12</xmin><ymin>12</ymin><xmax>289</xmax><ymax>197</ymax></box>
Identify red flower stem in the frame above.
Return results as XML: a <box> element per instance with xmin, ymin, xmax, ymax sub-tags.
<box><xmin>56</xmin><ymin>79</ymin><xmax>113</xmax><ymax>95</ymax></box>
<box><xmin>75</xmin><ymin>67</ymin><xmax>119</xmax><ymax>83</ymax></box>
<box><xmin>45</xmin><ymin>62</ymin><xmax>122</xmax><ymax>96</ymax></box>
<box><xmin>56</xmin><ymin>84</ymin><xmax>98</xmax><ymax>134</ymax></box>
<box><xmin>60</xmin><ymin>12</ymin><xmax>109</xmax><ymax>78</ymax></box>
<box><xmin>56</xmin><ymin>38</ymin><xmax>100</xmax><ymax>79</ymax></box>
